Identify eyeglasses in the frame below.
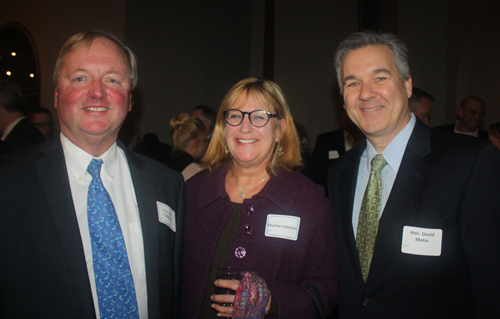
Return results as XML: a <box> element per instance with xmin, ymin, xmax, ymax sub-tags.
<box><xmin>33</xmin><ymin>122</ymin><xmax>55</xmax><ymax>128</ymax></box>
<box><xmin>223</xmin><ymin>109</ymin><xmax>279</xmax><ymax>127</ymax></box>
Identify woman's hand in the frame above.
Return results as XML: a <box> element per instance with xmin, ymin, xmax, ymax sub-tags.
<box><xmin>211</xmin><ymin>278</ymin><xmax>240</xmax><ymax>317</ymax></box>
<box><xmin>211</xmin><ymin>278</ymin><xmax>272</xmax><ymax>317</ymax></box>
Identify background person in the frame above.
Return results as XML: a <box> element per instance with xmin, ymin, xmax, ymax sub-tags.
<box><xmin>408</xmin><ymin>87</ymin><xmax>433</xmax><ymax>125</ymax></box>
<box><xmin>0</xmin><ymin>80</ymin><xmax>45</xmax><ymax>151</ymax></box>
<box><xmin>26</xmin><ymin>106</ymin><xmax>56</xmax><ymax>140</ymax></box>
<box><xmin>181</xmin><ymin>77</ymin><xmax>338</xmax><ymax>318</ymax></box>
<box><xmin>435</xmin><ymin>95</ymin><xmax>488</xmax><ymax>140</ymax></box>
<box><xmin>166</xmin><ymin>113</ymin><xmax>207</xmax><ymax>180</ymax></box>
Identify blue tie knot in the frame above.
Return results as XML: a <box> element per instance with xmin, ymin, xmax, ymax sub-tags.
<box><xmin>87</xmin><ymin>158</ymin><xmax>104</xmax><ymax>180</ymax></box>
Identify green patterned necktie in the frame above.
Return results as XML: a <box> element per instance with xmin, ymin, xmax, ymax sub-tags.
<box><xmin>356</xmin><ymin>154</ymin><xmax>387</xmax><ymax>282</ymax></box>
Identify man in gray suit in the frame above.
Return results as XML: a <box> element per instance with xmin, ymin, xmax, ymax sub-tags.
<box><xmin>0</xmin><ymin>30</ymin><xmax>184</xmax><ymax>318</ymax></box>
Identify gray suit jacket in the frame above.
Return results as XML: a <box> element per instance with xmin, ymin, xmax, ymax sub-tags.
<box><xmin>0</xmin><ymin>134</ymin><xmax>185</xmax><ymax>319</ymax></box>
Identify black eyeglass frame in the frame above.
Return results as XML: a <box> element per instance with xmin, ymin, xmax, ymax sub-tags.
<box><xmin>223</xmin><ymin>109</ymin><xmax>280</xmax><ymax>127</ymax></box>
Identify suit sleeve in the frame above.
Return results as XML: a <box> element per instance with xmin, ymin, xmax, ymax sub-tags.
<box><xmin>461</xmin><ymin>143</ymin><xmax>500</xmax><ymax>317</ymax></box>
<box><xmin>174</xmin><ymin>176</ymin><xmax>185</xmax><ymax>318</ymax></box>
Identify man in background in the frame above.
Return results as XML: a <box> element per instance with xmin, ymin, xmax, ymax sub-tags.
<box><xmin>0</xmin><ymin>80</ymin><xmax>45</xmax><ymax>150</ymax></box>
<box><xmin>27</xmin><ymin>106</ymin><xmax>56</xmax><ymax>139</ymax></box>
<box><xmin>408</xmin><ymin>87</ymin><xmax>433</xmax><ymax>125</ymax></box>
<box><xmin>435</xmin><ymin>95</ymin><xmax>488</xmax><ymax>140</ymax></box>
<box><xmin>190</xmin><ymin>105</ymin><xmax>216</xmax><ymax>139</ymax></box>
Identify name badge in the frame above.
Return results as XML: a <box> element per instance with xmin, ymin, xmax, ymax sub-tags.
<box><xmin>157</xmin><ymin>201</ymin><xmax>176</xmax><ymax>232</ymax></box>
<box><xmin>328</xmin><ymin>150</ymin><xmax>340</xmax><ymax>160</ymax></box>
<box><xmin>265</xmin><ymin>214</ymin><xmax>300</xmax><ymax>241</ymax></box>
<box><xmin>401</xmin><ymin>226</ymin><xmax>442</xmax><ymax>256</ymax></box>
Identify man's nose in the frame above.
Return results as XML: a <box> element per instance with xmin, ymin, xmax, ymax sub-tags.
<box><xmin>88</xmin><ymin>79</ymin><xmax>106</xmax><ymax>99</ymax></box>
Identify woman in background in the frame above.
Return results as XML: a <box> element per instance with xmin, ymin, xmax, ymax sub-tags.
<box><xmin>181</xmin><ymin>77</ymin><xmax>338</xmax><ymax>318</ymax></box>
<box><xmin>167</xmin><ymin>113</ymin><xmax>207</xmax><ymax>180</ymax></box>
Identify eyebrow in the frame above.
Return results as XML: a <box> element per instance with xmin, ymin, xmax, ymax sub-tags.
<box><xmin>342</xmin><ymin>68</ymin><xmax>393</xmax><ymax>85</ymax></box>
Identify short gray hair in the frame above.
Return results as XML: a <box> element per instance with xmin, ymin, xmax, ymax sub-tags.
<box><xmin>53</xmin><ymin>29</ymin><xmax>138</xmax><ymax>91</ymax></box>
<box><xmin>334</xmin><ymin>31</ymin><xmax>410</xmax><ymax>93</ymax></box>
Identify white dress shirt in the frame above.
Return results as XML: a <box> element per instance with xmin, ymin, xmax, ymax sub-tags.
<box><xmin>352</xmin><ymin>114</ymin><xmax>416</xmax><ymax>237</ymax></box>
<box><xmin>60</xmin><ymin>133</ymin><xmax>148</xmax><ymax>318</ymax></box>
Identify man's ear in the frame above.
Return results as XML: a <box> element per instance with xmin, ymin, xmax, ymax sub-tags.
<box><xmin>54</xmin><ymin>90</ymin><xmax>59</xmax><ymax>109</ymax></box>
<box><xmin>405</xmin><ymin>75</ymin><xmax>413</xmax><ymax>99</ymax></box>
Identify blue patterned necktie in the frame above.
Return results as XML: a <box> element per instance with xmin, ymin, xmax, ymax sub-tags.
<box><xmin>87</xmin><ymin>158</ymin><xmax>139</xmax><ymax>319</ymax></box>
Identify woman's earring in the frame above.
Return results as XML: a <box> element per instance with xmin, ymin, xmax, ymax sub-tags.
<box><xmin>277</xmin><ymin>146</ymin><xmax>283</xmax><ymax>156</ymax></box>
<box><xmin>225</xmin><ymin>144</ymin><xmax>230</xmax><ymax>154</ymax></box>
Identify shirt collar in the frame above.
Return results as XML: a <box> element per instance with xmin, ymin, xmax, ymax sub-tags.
<box><xmin>454</xmin><ymin>121</ymin><xmax>478</xmax><ymax>137</ymax></box>
<box><xmin>365</xmin><ymin>113</ymin><xmax>416</xmax><ymax>173</ymax></box>
<box><xmin>60</xmin><ymin>132</ymin><xmax>118</xmax><ymax>181</ymax></box>
<box><xmin>1</xmin><ymin>116</ymin><xmax>25</xmax><ymax>140</ymax></box>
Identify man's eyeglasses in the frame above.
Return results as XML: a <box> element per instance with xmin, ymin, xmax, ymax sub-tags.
<box><xmin>223</xmin><ymin>109</ymin><xmax>279</xmax><ymax>127</ymax></box>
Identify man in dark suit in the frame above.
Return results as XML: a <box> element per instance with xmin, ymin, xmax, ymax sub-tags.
<box><xmin>328</xmin><ymin>31</ymin><xmax>500</xmax><ymax>318</ymax></box>
<box><xmin>0</xmin><ymin>80</ymin><xmax>45</xmax><ymax>151</ymax></box>
<box><xmin>435</xmin><ymin>95</ymin><xmax>488</xmax><ymax>140</ymax></box>
<box><xmin>0</xmin><ymin>30</ymin><xmax>184</xmax><ymax>319</ymax></box>
<box><xmin>304</xmin><ymin>109</ymin><xmax>363</xmax><ymax>190</ymax></box>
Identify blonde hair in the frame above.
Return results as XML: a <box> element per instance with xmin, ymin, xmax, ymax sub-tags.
<box><xmin>202</xmin><ymin>77</ymin><xmax>302</xmax><ymax>175</ymax></box>
<box><xmin>170</xmin><ymin>114</ymin><xmax>206</xmax><ymax>151</ymax></box>
<box><xmin>53</xmin><ymin>29</ymin><xmax>138</xmax><ymax>90</ymax></box>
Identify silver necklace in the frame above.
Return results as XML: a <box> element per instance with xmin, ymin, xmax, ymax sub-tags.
<box><xmin>232</xmin><ymin>174</ymin><xmax>268</xmax><ymax>198</ymax></box>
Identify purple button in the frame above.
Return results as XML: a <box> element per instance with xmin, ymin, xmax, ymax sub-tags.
<box><xmin>235</xmin><ymin>247</ymin><xmax>246</xmax><ymax>258</ymax></box>
<box><xmin>244</xmin><ymin>224</ymin><xmax>253</xmax><ymax>235</ymax></box>
<box><xmin>246</xmin><ymin>206</ymin><xmax>255</xmax><ymax>216</ymax></box>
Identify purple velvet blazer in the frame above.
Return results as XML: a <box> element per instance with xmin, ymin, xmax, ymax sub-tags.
<box><xmin>181</xmin><ymin>163</ymin><xmax>338</xmax><ymax>318</ymax></box>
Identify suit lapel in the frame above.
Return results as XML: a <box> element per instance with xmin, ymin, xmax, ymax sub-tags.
<box><xmin>34</xmin><ymin>136</ymin><xmax>96</xmax><ymax>319</ymax></box>
<box><xmin>339</xmin><ymin>142</ymin><xmax>366</xmax><ymax>288</ymax></box>
<box><xmin>366</xmin><ymin>120</ymin><xmax>431</xmax><ymax>286</ymax></box>
<box><xmin>124</xmin><ymin>146</ymin><xmax>161</xmax><ymax>318</ymax></box>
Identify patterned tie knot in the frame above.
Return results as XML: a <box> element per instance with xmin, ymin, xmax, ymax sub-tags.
<box><xmin>87</xmin><ymin>158</ymin><xmax>104</xmax><ymax>180</ymax></box>
<box><xmin>371</xmin><ymin>154</ymin><xmax>387</xmax><ymax>173</ymax></box>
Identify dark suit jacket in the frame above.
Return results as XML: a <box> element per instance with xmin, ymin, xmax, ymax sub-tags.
<box><xmin>328</xmin><ymin>119</ymin><xmax>500</xmax><ymax>318</ymax></box>
<box><xmin>0</xmin><ymin>135</ymin><xmax>185</xmax><ymax>319</ymax></box>
<box><xmin>434</xmin><ymin>123</ymin><xmax>489</xmax><ymax>141</ymax></box>
<box><xmin>303</xmin><ymin>128</ymin><xmax>346</xmax><ymax>190</ymax></box>
<box><xmin>4</xmin><ymin>117</ymin><xmax>45</xmax><ymax>150</ymax></box>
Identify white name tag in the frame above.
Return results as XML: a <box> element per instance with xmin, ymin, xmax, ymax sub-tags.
<box><xmin>265</xmin><ymin>214</ymin><xmax>300</xmax><ymax>241</ymax></box>
<box><xmin>401</xmin><ymin>226</ymin><xmax>442</xmax><ymax>256</ymax></box>
<box><xmin>328</xmin><ymin>150</ymin><xmax>340</xmax><ymax>160</ymax></box>
<box><xmin>157</xmin><ymin>201</ymin><xmax>176</xmax><ymax>232</ymax></box>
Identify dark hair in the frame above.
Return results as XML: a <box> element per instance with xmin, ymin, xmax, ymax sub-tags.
<box><xmin>53</xmin><ymin>29</ymin><xmax>138</xmax><ymax>90</ymax></box>
<box><xmin>26</xmin><ymin>107</ymin><xmax>52</xmax><ymax>121</ymax></box>
<box><xmin>335</xmin><ymin>31</ymin><xmax>410</xmax><ymax>93</ymax></box>
<box><xmin>191</xmin><ymin>105</ymin><xmax>217</xmax><ymax>131</ymax></box>
<box><xmin>460</xmin><ymin>96</ymin><xmax>485</xmax><ymax>109</ymax></box>
<box><xmin>409</xmin><ymin>88</ymin><xmax>434</xmax><ymax>112</ymax></box>
<box><xmin>0</xmin><ymin>80</ymin><xmax>25</xmax><ymax>114</ymax></box>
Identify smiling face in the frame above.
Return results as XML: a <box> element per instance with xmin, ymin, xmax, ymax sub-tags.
<box><xmin>54</xmin><ymin>37</ymin><xmax>132</xmax><ymax>156</ymax></box>
<box><xmin>226</xmin><ymin>91</ymin><xmax>283</xmax><ymax>171</ymax></box>
<box><xmin>341</xmin><ymin>45</ymin><xmax>412</xmax><ymax>151</ymax></box>
<box><xmin>457</xmin><ymin>98</ymin><xmax>485</xmax><ymax>133</ymax></box>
